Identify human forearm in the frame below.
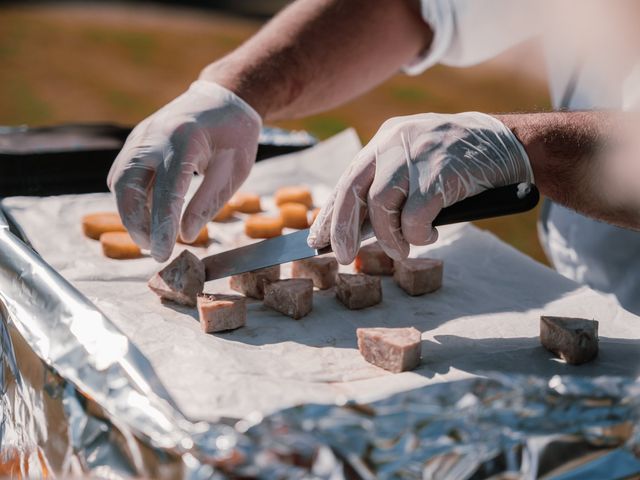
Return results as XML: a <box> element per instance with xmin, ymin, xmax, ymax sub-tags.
<box><xmin>497</xmin><ymin>111</ymin><xmax>640</xmax><ymax>230</ymax></box>
<box><xmin>200</xmin><ymin>0</ymin><xmax>433</xmax><ymax>120</ymax></box>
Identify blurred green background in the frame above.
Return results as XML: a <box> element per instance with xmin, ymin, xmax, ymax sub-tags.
<box><xmin>0</xmin><ymin>2</ymin><xmax>552</xmax><ymax>264</ymax></box>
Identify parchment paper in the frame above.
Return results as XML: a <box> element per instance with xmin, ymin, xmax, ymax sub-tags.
<box><xmin>4</xmin><ymin>129</ymin><xmax>640</xmax><ymax>422</ymax></box>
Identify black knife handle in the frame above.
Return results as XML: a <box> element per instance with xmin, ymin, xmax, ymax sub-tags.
<box><xmin>355</xmin><ymin>182</ymin><xmax>539</xmax><ymax>244</ymax></box>
<box><xmin>432</xmin><ymin>182</ymin><xmax>539</xmax><ymax>226</ymax></box>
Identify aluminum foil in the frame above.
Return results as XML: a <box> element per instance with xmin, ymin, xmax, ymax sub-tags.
<box><xmin>1</xmin><ymin>206</ymin><xmax>640</xmax><ymax>478</ymax></box>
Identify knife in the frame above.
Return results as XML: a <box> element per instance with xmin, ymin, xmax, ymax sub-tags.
<box><xmin>203</xmin><ymin>182</ymin><xmax>539</xmax><ymax>281</ymax></box>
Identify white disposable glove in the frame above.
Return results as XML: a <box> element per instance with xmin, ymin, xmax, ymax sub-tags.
<box><xmin>307</xmin><ymin>112</ymin><xmax>533</xmax><ymax>264</ymax></box>
<box><xmin>108</xmin><ymin>80</ymin><xmax>262</xmax><ymax>262</ymax></box>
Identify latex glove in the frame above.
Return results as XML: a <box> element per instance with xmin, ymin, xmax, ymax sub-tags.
<box><xmin>307</xmin><ymin>112</ymin><xmax>533</xmax><ymax>264</ymax></box>
<box><xmin>108</xmin><ymin>80</ymin><xmax>261</xmax><ymax>262</ymax></box>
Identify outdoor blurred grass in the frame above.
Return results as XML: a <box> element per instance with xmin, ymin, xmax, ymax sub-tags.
<box><xmin>0</xmin><ymin>3</ymin><xmax>552</xmax><ymax>264</ymax></box>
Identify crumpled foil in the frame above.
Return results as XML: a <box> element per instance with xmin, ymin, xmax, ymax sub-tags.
<box><xmin>1</xmin><ymin>206</ymin><xmax>640</xmax><ymax>478</ymax></box>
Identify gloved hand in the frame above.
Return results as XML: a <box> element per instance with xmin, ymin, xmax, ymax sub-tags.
<box><xmin>108</xmin><ymin>80</ymin><xmax>262</xmax><ymax>262</ymax></box>
<box><xmin>307</xmin><ymin>112</ymin><xmax>533</xmax><ymax>264</ymax></box>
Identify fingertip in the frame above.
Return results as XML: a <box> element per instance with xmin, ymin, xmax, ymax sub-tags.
<box><xmin>377</xmin><ymin>236</ymin><xmax>410</xmax><ymax>261</ymax></box>
<box><xmin>426</xmin><ymin>227</ymin><xmax>439</xmax><ymax>245</ymax></box>
<box><xmin>128</xmin><ymin>228</ymin><xmax>151</xmax><ymax>250</ymax></box>
<box><xmin>179</xmin><ymin>212</ymin><xmax>207</xmax><ymax>244</ymax></box>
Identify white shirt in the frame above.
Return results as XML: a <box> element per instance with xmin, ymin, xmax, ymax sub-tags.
<box><xmin>409</xmin><ymin>0</ymin><xmax>640</xmax><ymax>313</ymax></box>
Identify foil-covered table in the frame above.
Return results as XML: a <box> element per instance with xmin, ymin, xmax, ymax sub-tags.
<box><xmin>1</xmin><ymin>129</ymin><xmax>640</xmax><ymax>478</ymax></box>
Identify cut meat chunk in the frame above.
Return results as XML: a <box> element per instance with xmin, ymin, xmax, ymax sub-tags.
<box><xmin>291</xmin><ymin>255</ymin><xmax>338</xmax><ymax>289</ymax></box>
<box><xmin>274</xmin><ymin>186</ymin><xmax>313</xmax><ymax>209</ymax></box>
<box><xmin>393</xmin><ymin>258</ymin><xmax>443</xmax><ymax>296</ymax></box>
<box><xmin>245</xmin><ymin>215</ymin><xmax>283</xmax><ymax>239</ymax></box>
<box><xmin>229</xmin><ymin>265</ymin><xmax>280</xmax><ymax>300</ymax></box>
<box><xmin>335</xmin><ymin>273</ymin><xmax>382</xmax><ymax>310</ymax></box>
<box><xmin>540</xmin><ymin>316</ymin><xmax>599</xmax><ymax>365</ymax></box>
<box><xmin>148</xmin><ymin>250</ymin><xmax>205</xmax><ymax>306</ymax></box>
<box><xmin>229</xmin><ymin>192</ymin><xmax>262</xmax><ymax>213</ymax></box>
<box><xmin>212</xmin><ymin>203</ymin><xmax>235</xmax><ymax>222</ymax></box>
<box><xmin>263</xmin><ymin>278</ymin><xmax>313</xmax><ymax>320</ymax></box>
<box><xmin>197</xmin><ymin>294</ymin><xmax>246</xmax><ymax>333</ymax></box>
<box><xmin>357</xmin><ymin>327</ymin><xmax>422</xmax><ymax>373</ymax></box>
<box><xmin>355</xmin><ymin>242</ymin><xmax>394</xmax><ymax>275</ymax></box>
<box><xmin>177</xmin><ymin>226</ymin><xmax>209</xmax><ymax>246</ymax></box>
<box><xmin>100</xmin><ymin>232</ymin><xmax>142</xmax><ymax>259</ymax></box>
<box><xmin>279</xmin><ymin>202</ymin><xmax>309</xmax><ymax>229</ymax></box>
<box><xmin>82</xmin><ymin>212</ymin><xmax>126</xmax><ymax>240</ymax></box>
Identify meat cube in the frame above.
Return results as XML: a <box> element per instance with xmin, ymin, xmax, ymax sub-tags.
<box><xmin>357</xmin><ymin>327</ymin><xmax>422</xmax><ymax>373</ymax></box>
<box><xmin>540</xmin><ymin>316</ymin><xmax>599</xmax><ymax>365</ymax></box>
<box><xmin>263</xmin><ymin>279</ymin><xmax>313</xmax><ymax>319</ymax></box>
<box><xmin>335</xmin><ymin>273</ymin><xmax>382</xmax><ymax>310</ymax></box>
<box><xmin>393</xmin><ymin>258</ymin><xmax>443</xmax><ymax>296</ymax></box>
<box><xmin>229</xmin><ymin>265</ymin><xmax>280</xmax><ymax>299</ymax></box>
<box><xmin>355</xmin><ymin>242</ymin><xmax>394</xmax><ymax>275</ymax></box>
<box><xmin>197</xmin><ymin>294</ymin><xmax>246</xmax><ymax>333</ymax></box>
<box><xmin>148</xmin><ymin>250</ymin><xmax>205</xmax><ymax>306</ymax></box>
<box><xmin>291</xmin><ymin>256</ymin><xmax>338</xmax><ymax>289</ymax></box>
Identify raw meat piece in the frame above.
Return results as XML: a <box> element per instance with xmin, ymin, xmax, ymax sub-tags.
<box><xmin>355</xmin><ymin>242</ymin><xmax>394</xmax><ymax>275</ymax></box>
<box><xmin>229</xmin><ymin>265</ymin><xmax>280</xmax><ymax>300</ymax></box>
<box><xmin>263</xmin><ymin>278</ymin><xmax>313</xmax><ymax>319</ymax></box>
<box><xmin>279</xmin><ymin>202</ymin><xmax>309</xmax><ymax>229</ymax></box>
<box><xmin>82</xmin><ymin>212</ymin><xmax>126</xmax><ymax>240</ymax></box>
<box><xmin>100</xmin><ymin>232</ymin><xmax>142</xmax><ymax>259</ymax></box>
<box><xmin>356</xmin><ymin>327</ymin><xmax>422</xmax><ymax>373</ymax></box>
<box><xmin>244</xmin><ymin>215</ymin><xmax>283</xmax><ymax>239</ymax></box>
<box><xmin>197</xmin><ymin>294</ymin><xmax>246</xmax><ymax>333</ymax></box>
<box><xmin>291</xmin><ymin>255</ymin><xmax>338</xmax><ymax>289</ymax></box>
<box><xmin>335</xmin><ymin>273</ymin><xmax>382</xmax><ymax>310</ymax></box>
<box><xmin>148</xmin><ymin>250</ymin><xmax>205</xmax><ymax>306</ymax></box>
<box><xmin>229</xmin><ymin>192</ymin><xmax>262</xmax><ymax>213</ymax></box>
<box><xmin>274</xmin><ymin>186</ymin><xmax>313</xmax><ymax>209</ymax></box>
<box><xmin>393</xmin><ymin>258</ymin><xmax>443</xmax><ymax>296</ymax></box>
<box><xmin>540</xmin><ymin>316</ymin><xmax>599</xmax><ymax>365</ymax></box>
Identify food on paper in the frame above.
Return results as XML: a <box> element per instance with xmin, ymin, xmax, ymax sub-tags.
<box><xmin>274</xmin><ymin>186</ymin><xmax>313</xmax><ymax>209</ymax></box>
<box><xmin>229</xmin><ymin>265</ymin><xmax>280</xmax><ymax>300</ymax></box>
<box><xmin>212</xmin><ymin>203</ymin><xmax>235</xmax><ymax>222</ymax></box>
<box><xmin>148</xmin><ymin>250</ymin><xmax>205</xmax><ymax>306</ymax></box>
<box><xmin>335</xmin><ymin>273</ymin><xmax>382</xmax><ymax>310</ymax></box>
<box><xmin>82</xmin><ymin>212</ymin><xmax>126</xmax><ymax>240</ymax></box>
<box><xmin>244</xmin><ymin>214</ymin><xmax>284</xmax><ymax>239</ymax></box>
<box><xmin>178</xmin><ymin>226</ymin><xmax>209</xmax><ymax>246</ymax></box>
<box><xmin>355</xmin><ymin>242</ymin><xmax>394</xmax><ymax>275</ymax></box>
<box><xmin>99</xmin><ymin>232</ymin><xmax>142</xmax><ymax>259</ymax></box>
<box><xmin>540</xmin><ymin>316</ymin><xmax>599</xmax><ymax>365</ymax></box>
<box><xmin>291</xmin><ymin>255</ymin><xmax>338</xmax><ymax>289</ymax></box>
<box><xmin>356</xmin><ymin>327</ymin><xmax>422</xmax><ymax>373</ymax></box>
<box><xmin>279</xmin><ymin>202</ymin><xmax>309</xmax><ymax>229</ymax></box>
<box><xmin>263</xmin><ymin>278</ymin><xmax>314</xmax><ymax>320</ymax></box>
<box><xmin>229</xmin><ymin>192</ymin><xmax>262</xmax><ymax>214</ymax></box>
<box><xmin>393</xmin><ymin>258</ymin><xmax>443</xmax><ymax>296</ymax></box>
<box><xmin>197</xmin><ymin>293</ymin><xmax>247</xmax><ymax>333</ymax></box>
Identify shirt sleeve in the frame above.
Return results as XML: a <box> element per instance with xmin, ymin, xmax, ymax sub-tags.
<box><xmin>404</xmin><ymin>0</ymin><xmax>542</xmax><ymax>75</ymax></box>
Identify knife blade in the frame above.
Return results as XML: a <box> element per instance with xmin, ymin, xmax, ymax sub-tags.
<box><xmin>203</xmin><ymin>182</ymin><xmax>539</xmax><ymax>281</ymax></box>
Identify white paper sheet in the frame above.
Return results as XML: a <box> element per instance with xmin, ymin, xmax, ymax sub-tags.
<box><xmin>4</xmin><ymin>129</ymin><xmax>640</xmax><ymax>422</ymax></box>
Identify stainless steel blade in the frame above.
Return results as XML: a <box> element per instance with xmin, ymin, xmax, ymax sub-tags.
<box><xmin>203</xmin><ymin>229</ymin><xmax>336</xmax><ymax>281</ymax></box>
